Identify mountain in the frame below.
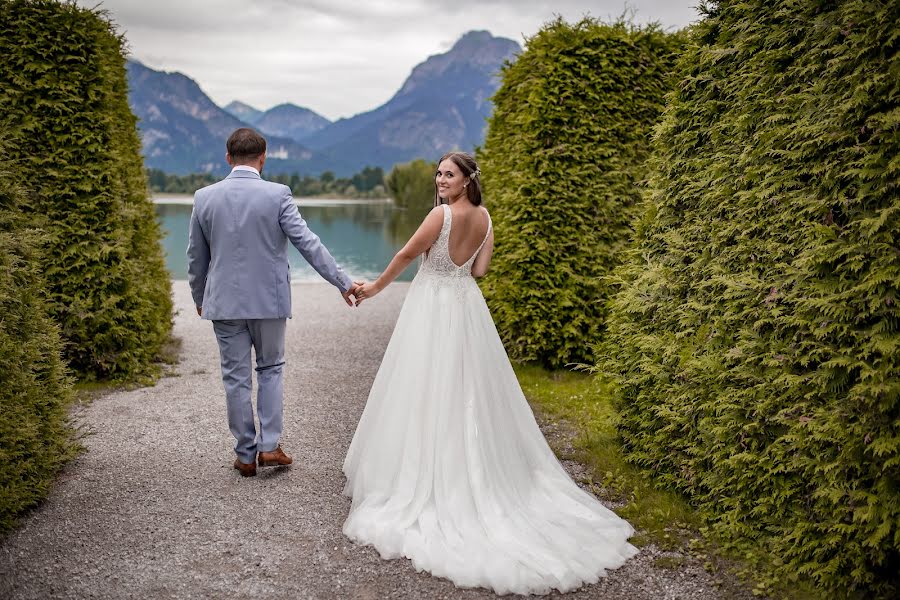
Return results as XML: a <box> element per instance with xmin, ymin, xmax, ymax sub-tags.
<box><xmin>223</xmin><ymin>101</ymin><xmax>331</xmax><ymax>145</ymax></box>
<box><xmin>224</xmin><ymin>100</ymin><xmax>262</xmax><ymax>124</ymax></box>
<box><xmin>304</xmin><ymin>30</ymin><xmax>520</xmax><ymax>173</ymax></box>
<box><xmin>126</xmin><ymin>30</ymin><xmax>520</xmax><ymax>176</ymax></box>
<box><xmin>254</xmin><ymin>103</ymin><xmax>331</xmax><ymax>143</ymax></box>
<box><xmin>126</xmin><ymin>61</ymin><xmax>330</xmax><ymax>176</ymax></box>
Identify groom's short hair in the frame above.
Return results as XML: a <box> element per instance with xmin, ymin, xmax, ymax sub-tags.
<box><xmin>227</xmin><ymin>128</ymin><xmax>267</xmax><ymax>161</ymax></box>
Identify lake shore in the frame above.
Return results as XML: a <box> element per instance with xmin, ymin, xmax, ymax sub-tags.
<box><xmin>153</xmin><ymin>193</ymin><xmax>393</xmax><ymax>206</ymax></box>
<box><xmin>154</xmin><ymin>197</ymin><xmax>417</xmax><ymax>282</ymax></box>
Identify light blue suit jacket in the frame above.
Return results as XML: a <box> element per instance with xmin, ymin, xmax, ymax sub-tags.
<box><xmin>187</xmin><ymin>169</ymin><xmax>352</xmax><ymax>320</ymax></box>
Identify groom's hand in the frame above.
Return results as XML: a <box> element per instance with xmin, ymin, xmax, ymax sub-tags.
<box><xmin>196</xmin><ymin>305</ymin><xmax>202</xmax><ymax>316</ymax></box>
<box><xmin>342</xmin><ymin>284</ymin><xmax>359</xmax><ymax>307</ymax></box>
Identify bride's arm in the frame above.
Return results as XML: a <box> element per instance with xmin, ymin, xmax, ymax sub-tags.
<box><xmin>357</xmin><ymin>206</ymin><xmax>445</xmax><ymax>300</ymax></box>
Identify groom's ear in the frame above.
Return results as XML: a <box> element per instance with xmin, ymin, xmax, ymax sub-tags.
<box><xmin>225</xmin><ymin>152</ymin><xmax>235</xmax><ymax>167</ymax></box>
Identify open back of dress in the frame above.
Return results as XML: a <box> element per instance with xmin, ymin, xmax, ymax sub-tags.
<box><xmin>446</xmin><ymin>206</ymin><xmax>491</xmax><ymax>268</ymax></box>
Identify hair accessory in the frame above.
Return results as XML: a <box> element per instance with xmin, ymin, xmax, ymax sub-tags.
<box><xmin>471</xmin><ymin>167</ymin><xmax>481</xmax><ymax>179</ymax></box>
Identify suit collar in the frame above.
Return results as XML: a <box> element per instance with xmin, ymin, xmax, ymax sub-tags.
<box><xmin>226</xmin><ymin>170</ymin><xmax>262</xmax><ymax>180</ymax></box>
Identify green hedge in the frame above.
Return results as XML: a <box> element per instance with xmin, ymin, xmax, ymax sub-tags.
<box><xmin>0</xmin><ymin>0</ymin><xmax>172</xmax><ymax>379</ymax></box>
<box><xmin>602</xmin><ymin>1</ymin><xmax>899</xmax><ymax>596</ymax></box>
<box><xmin>478</xmin><ymin>18</ymin><xmax>685</xmax><ymax>368</ymax></box>
<box><xmin>0</xmin><ymin>158</ymin><xmax>77</xmax><ymax>533</ymax></box>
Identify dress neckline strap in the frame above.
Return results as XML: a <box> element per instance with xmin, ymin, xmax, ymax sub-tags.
<box><xmin>470</xmin><ymin>212</ymin><xmax>492</xmax><ymax>264</ymax></box>
<box><xmin>441</xmin><ymin>204</ymin><xmax>451</xmax><ymax>233</ymax></box>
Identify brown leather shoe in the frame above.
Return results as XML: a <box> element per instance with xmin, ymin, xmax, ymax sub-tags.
<box><xmin>233</xmin><ymin>458</ymin><xmax>257</xmax><ymax>477</ymax></box>
<box><xmin>257</xmin><ymin>446</ymin><xmax>292</xmax><ymax>467</ymax></box>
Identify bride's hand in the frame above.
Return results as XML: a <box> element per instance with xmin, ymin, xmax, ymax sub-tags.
<box><xmin>355</xmin><ymin>281</ymin><xmax>381</xmax><ymax>303</ymax></box>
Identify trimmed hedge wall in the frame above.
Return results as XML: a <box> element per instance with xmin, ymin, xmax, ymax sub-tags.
<box><xmin>602</xmin><ymin>1</ymin><xmax>899</xmax><ymax>595</ymax></box>
<box><xmin>478</xmin><ymin>18</ymin><xmax>684</xmax><ymax>368</ymax></box>
<box><xmin>0</xmin><ymin>158</ymin><xmax>77</xmax><ymax>533</ymax></box>
<box><xmin>0</xmin><ymin>0</ymin><xmax>172</xmax><ymax>379</ymax></box>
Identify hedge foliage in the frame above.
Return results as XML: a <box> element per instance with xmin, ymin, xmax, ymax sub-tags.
<box><xmin>602</xmin><ymin>1</ymin><xmax>899</xmax><ymax>595</ymax></box>
<box><xmin>0</xmin><ymin>157</ymin><xmax>78</xmax><ymax>533</ymax></box>
<box><xmin>0</xmin><ymin>0</ymin><xmax>173</xmax><ymax>379</ymax></box>
<box><xmin>478</xmin><ymin>18</ymin><xmax>685</xmax><ymax>368</ymax></box>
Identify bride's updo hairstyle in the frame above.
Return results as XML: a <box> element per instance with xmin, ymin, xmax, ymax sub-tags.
<box><xmin>434</xmin><ymin>151</ymin><xmax>483</xmax><ymax>207</ymax></box>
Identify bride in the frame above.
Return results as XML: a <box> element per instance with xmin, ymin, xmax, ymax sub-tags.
<box><xmin>343</xmin><ymin>151</ymin><xmax>638</xmax><ymax>595</ymax></box>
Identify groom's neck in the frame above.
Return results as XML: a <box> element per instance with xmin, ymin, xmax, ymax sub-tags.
<box><xmin>226</xmin><ymin>153</ymin><xmax>266</xmax><ymax>174</ymax></box>
<box><xmin>232</xmin><ymin>164</ymin><xmax>260</xmax><ymax>176</ymax></box>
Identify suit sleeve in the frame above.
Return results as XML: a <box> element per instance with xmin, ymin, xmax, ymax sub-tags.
<box><xmin>186</xmin><ymin>201</ymin><xmax>210</xmax><ymax>309</ymax></box>
<box><xmin>279</xmin><ymin>189</ymin><xmax>352</xmax><ymax>292</ymax></box>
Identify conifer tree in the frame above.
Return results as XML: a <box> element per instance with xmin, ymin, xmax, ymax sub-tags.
<box><xmin>0</xmin><ymin>154</ymin><xmax>77</xmax><ymax>532</ymax></box>
<box><xmin>0</xmin><ymin>0</ymin><xmax>173</xmax><ymax>379</ymax></box>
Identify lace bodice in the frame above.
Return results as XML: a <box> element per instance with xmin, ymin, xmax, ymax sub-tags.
<box><xmin>419</xmin><ymin>204</ymin><xmax>492</xmax><ymax>280</ymax></box>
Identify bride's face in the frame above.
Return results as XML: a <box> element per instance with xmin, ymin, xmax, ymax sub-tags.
<box><xmin>436</xmin><ymin>159</ymin><xmax>467</xmax><ymax>201</ymax></box>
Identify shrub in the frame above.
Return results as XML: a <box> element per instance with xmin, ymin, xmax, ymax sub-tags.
<box><xmin>0</xmin><ymin>0</ymin><xmax>173</xmax><ymax>379</ymax></box>
<box><xmin>478</xmin><ymin>17</ymin><xmax>685</xmax><ymax>368</ymax></box>
<box><xmin>602</xmin><ymin>1</ymin><xmax>900</xmax><ymax>595</ymax></box>
<box><xmin>0</xmin><ymin>157</ymin><xmax>77</xmax><ymax>533</ymax></box>
<box><xmin>385</xmin><ymin>158</ymin><xmax>435</xmax><ymax>212</ymax></box>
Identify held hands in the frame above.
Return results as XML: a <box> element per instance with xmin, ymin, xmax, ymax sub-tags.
<box><xmin>341</xmin><ymin>280</ymin><xmax>382</xmax><ymax>307</ymax></box>
<box><xmin>353</xmin><ymin>280</ymin><xmax>381</xmax><ymax>305</ymax></box>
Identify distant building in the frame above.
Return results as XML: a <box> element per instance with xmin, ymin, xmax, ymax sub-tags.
<box><xmin>268</xmin><ymin>146</ymin><xmax>289</xmax><ymax>159</ymax></box>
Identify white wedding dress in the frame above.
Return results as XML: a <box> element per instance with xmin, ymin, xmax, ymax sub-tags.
<box><xmin>342</xmin><ymin>205</ymin><xmax>638</xmax><ymax>595</ymax></box>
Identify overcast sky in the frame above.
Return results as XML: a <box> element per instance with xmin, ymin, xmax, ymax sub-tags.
<box><xmin>99</xmin><ymin>1</ymin><xmax>701</xmax><ymax>121</ymax></box>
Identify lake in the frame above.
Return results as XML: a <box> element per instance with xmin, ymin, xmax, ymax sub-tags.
<box><xmin>154</xmin><ymin>195</ymin><xmax>423</xmax><ymax>282</ymax></box>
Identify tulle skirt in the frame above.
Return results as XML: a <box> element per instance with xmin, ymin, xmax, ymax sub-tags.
<box><xmin>342</xmin><ymin>273</ymin><xmax>638</xmax><ymax>595</ymax></box>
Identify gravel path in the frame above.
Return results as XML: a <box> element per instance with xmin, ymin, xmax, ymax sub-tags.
<box><xmin>0</xmin><ymin>281</ymin><xmax>756</xmax><ymax>600</ymax></box>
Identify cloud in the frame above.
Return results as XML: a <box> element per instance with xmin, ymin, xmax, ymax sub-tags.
<box><xmin>99</xmin><ymin>0</ymin><xmax>700</xmax><ymax>120</ymax></box>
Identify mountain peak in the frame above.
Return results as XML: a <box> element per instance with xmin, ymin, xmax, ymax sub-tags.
<box><xmin>224</xmin><ymin>100</ymin><xmax>262</xmax><ymax>124</ymax></box>
<box><xmin>265</xmin><ymin>103</ymin><xmax>319</xmax><ymax>116</ymax></box>
<box><xmin>298</xmin><ymin>30</ymin><xmax>522</xmax><ymax>173</ymax></box>
<box><xmin>254</xmin><ymin>103</ymin><xmax>331</xmax><ymax>142</ymax></box>
<box><xmin>225</xmin><ymin>100</ymin><xmax>259</xmax><ymax>113</ymax></box>
<box><xmin>451</xmin><ymin>30</ymin><xmax>499</xmax><ymax>51</ymax></box>
<box><xmin>396</xmin><ymin>30</ymin><xmax>520</xmax><ymax>98</ymax></box>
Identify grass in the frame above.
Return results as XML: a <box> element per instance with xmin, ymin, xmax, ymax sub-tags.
<box><xmin>73</xmin><ymin>380</ymin><xmax>128</xmax><ymax>405</ymax></box>
<box><xmin>73</xmin><ymin>334</ymin><xmax>182</xmax><ymax>404</ymax></box>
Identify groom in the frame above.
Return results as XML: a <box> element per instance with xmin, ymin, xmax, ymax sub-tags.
<box><xmin>187</xmin><ymin>128</ymin><xmax>359</xmax><ymax>477</ymax></box>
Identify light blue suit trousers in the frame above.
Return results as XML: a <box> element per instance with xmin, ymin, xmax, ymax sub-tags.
<box><xmin>212</xmin><ymin>319</ymin><xmax>285</xmax><ymax>462</ymax></box>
